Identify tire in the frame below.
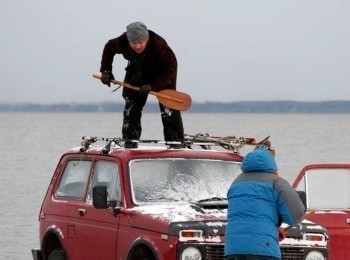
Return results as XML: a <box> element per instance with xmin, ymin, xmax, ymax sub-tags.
<box><xmin>48</xmin><ymin>249</ymin><xmax>66</xmax><ymax>260</ymax></box>
<box><xmin>128</xmin><ymin>245</ymin><xmax>156</xmax><ymax>260</ymax></box>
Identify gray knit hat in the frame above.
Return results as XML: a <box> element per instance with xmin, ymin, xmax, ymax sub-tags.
<box><xmin>126</xmin><ymin>22</ymin><xmax>149</xmax><ymax>42</ymax></box>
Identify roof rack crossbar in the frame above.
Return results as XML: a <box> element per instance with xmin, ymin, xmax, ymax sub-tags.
<box><xmin>79</xmin><ymin>134</ymin><xmax>270</xmax><ymax>154</ymax></box>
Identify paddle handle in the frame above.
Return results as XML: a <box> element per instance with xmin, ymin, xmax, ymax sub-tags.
<box><xmin>92</xmin><ymin>74</ymin><xmax>183</xmax><ymax>103</ymax></box>
<box><xmin>92</xmin><ymin>74</ymin><xmax>137</xmax><ymax>90</ymax></box>
<box><xmin>283</xmin><ymin>210</ymin><xmax>315</xmax><ymax>232</ymax></box>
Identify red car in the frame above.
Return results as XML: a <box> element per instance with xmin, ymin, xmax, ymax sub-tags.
<box><xmin>32</xmin><ymin>136</ymin><xmax>328</xmax><ymax>260</ymax></box>
<box><xmin>293</xmin><ymin>164</ymin><xmax>350</xmax><ymax>260</ymax></box>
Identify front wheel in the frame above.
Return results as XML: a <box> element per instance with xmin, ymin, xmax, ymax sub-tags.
<box><xmin>48</xmin><ymin>249</ymin><xmax>66</xmax><ymax>260</ymax></box>
<box><xmin>128</xmin><ymin>245</ymin><xmax>156</xmax><ymax>260</ymax></box>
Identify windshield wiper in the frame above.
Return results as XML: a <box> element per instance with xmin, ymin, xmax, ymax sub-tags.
<box><xmin>196</xmin><ymin>196</ymin><xmax>227</xmax><ymax>203</ymax></box>
<box><xmin>146</xmin><ymin>197</ymin><xmax>180</xmax><ymax>202</ymax></box>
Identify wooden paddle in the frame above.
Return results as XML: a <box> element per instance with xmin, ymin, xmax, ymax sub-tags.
<box><xmin>92</xmin><ymin>74</ymin><xmax>191</xmax><ymax>111</ymax></box>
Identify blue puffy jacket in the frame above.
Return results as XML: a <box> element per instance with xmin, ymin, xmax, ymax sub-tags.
<box><xmin>225</xmin><ymin>147</ymin><xmax>305</xmax><ymax>259</ymax></box>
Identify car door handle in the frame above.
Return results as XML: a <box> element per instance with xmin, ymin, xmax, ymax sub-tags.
<box><xmin>346</xmin><ymin>218</ymin><xmax>350</xmax><ymax>224</ymax></box>
<box><xmin>78</xmin><ymin>208</ymin><xmax>86</xmax><ymax>216</ymax></box>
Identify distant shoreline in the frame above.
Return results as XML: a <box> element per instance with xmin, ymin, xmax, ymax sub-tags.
<box><xmin>1</xmin><ymin>101</ymin><xmax>350</xmax><ymax>113</ymax></box>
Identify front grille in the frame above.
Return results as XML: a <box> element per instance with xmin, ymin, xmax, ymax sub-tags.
<box><xmin>281</xmin><ymin>247</ymin><xmax>305</xmax><ymax>260</ymax></box>
<box><xmin>203</xmin><ymin>245</ymin><xmax>306</xmax><ymax>260</ymax></box>
<box><xmin>205</xmin><ymin>245</ymin><xmax>225</xmax><ymax>260</ymax></box>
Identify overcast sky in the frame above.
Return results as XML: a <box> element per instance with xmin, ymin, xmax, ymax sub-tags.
<box><xmin>1</xmin><ymin>1</ymin><xmax>349</xmax><ymax>103</ymax></box>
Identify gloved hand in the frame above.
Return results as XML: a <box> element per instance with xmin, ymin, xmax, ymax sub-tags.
<box><xmin>278</xmin><ymin>227</ymin><xmax>286</xmax><ymax>241</ymax></box>
<box><xmin>100</xmin><ymin>71</ymin><xmax>114</xmax><ymax>87</ymax></box>
<box><xmin>139</xmin><ymin>84</ymin><xmax>152</xmax><ymax>94</ymax></box>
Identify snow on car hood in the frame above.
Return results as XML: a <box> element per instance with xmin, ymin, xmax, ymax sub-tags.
<box><xmin>130</xmin><ymin>203</ymin><xmax>227</xmax><ymax>222</ymax></box>
<box><xmin>125</xmin><ymin>202</ymin><xmax>227</xmax><ymax>235</ymax></box>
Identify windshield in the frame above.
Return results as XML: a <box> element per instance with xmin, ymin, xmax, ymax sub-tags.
<box><xmin>129</xmin><ymin>158</ymin><xmax>241</xmax><ymax>204</ymax></box>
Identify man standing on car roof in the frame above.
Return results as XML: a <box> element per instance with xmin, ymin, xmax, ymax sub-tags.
<box><xmin>99</xmin><ymin>21</ymin><xmax>184</xmax><ymax>148</ymax></box>
<box><xmin>225</xmin><ymin>144</ymin><xmax>305</xmax><ymax>260</ymax></box>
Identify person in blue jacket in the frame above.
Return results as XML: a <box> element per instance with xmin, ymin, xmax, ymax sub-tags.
<box><xmin>225</xmin><ymin>144</ymin><xmax>305</xmax><ymax>260</ymax></box>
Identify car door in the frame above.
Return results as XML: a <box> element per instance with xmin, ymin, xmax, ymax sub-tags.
<box><xmin>293</xmin><ymin>165</ymin><xmax>350</xmax><ymax>260</ymax></box>
<box><xmin>74</xmin><ymin>158</ymin><xmax>122</xmax><ymax>260</ymax></box>
<box><xmin>54</xmin><ymin>158</ymin><xmax>93</xmax><ymax>259</ymax></box>
<box><xmin>54</xmin><ymin>157</ymin><xmax>122</xmax><ymax>259</ymax></box>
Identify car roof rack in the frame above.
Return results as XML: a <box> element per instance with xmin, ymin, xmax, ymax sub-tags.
<box><xmin>79</xmin><ymin>133</ymin><xmax>270</xmax><ymax>155</ymax></box>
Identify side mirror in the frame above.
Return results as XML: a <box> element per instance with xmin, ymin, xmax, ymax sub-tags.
<box><xmin>93</xmin><ymin>185</ymin><xmax>108</xmax><ymax>209</ymax></box>
<box><xmin>297</xmin><ymin>190</ymin><xmax>307</xmax><ymax>209</ymax></box>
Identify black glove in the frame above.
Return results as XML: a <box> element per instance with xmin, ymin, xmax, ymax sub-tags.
<box><xmin>100</xmin><ymin>71</ymin><xmax>114</xmax><ymax>87</ymax></box>
<box><xmin>139</xmin><ymin>84</ymin><xmax>152</xmax><ymax>94</ymax></box>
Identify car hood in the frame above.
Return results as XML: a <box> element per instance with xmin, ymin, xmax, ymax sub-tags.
<box><xmin>126</xmin><ymin>202</ymin><xmax>227</xmax><ymax>235</ymax></box>
<box><xmin>125</xmin><ymin>203</ymin><xmax>328</xmax><ymax>244</ymax></box>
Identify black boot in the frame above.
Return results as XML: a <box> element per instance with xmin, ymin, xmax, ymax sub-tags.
<box><xmin>124</xmin><ymin>141</ymin><xmax>138</xmax><ymax>148</ymax></box>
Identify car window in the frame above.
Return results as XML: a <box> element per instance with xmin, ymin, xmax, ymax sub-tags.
<box><xmin>87</xmin><ymin>160</ymin><xmax>121</xmax><ymax>202</ymax></box>
<box><xmin>129</xmin><ymin>159</ymin><xmax>241</xmax><ymax>204</ymax></box>
<box><xmin>56</xmin><ymin>160</ymin><xmax>92</xmax><ymax>199</ymax></box>
<box><xmin>299</xmin><ymin>169</ymin><xmax>350</xmax><ymax>209</ymax></box>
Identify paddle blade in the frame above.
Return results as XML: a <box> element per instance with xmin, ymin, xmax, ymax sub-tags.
<box><xmin>156</xmin><ymin>89</ymin><xmax>192</xmax><ymax>111</ymax></box>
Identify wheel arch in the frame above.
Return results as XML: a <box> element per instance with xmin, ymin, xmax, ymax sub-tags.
<box><xmin>125</xmin><ymin>237</ymin><xmax>159</xmax><ymax>260</ymax></box>
<box><xmin>42</xmin><ymin>228</ymin><xmax>66</xmax><ymax>259</ymax></box>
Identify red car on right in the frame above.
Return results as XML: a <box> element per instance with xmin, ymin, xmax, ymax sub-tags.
<box><xmin>293</xmin><ymin>164</ymin><xmax>350</xmax><ymax>259</ymax></box>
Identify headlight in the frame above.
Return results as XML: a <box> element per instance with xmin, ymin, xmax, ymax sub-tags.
<box><xmin>180</xmin><ymin>247</ymin><xmax>202</xmax><ymax>260</ymax></box>
<box><xmin>305</xmin><ymin>250</ymin><xmax>325</xmax><ymax>260</ymax></box>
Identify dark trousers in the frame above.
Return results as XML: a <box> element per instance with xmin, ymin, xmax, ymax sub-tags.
<box><xmin>122</xmin><ymin>94</ymin><xmax>184</xmax><ymax>141</ymax></box>
<box><xmin>226</xmin><ymin>255</ymin><xmax>280</xmax><ymax>260</ymax></box>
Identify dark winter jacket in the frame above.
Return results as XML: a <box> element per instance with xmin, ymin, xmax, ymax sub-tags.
<box><xmin>100</xmin><ymin>30</ymin><xmax>177</xmax><ymax>97</ymax></box>
<box><xmin>225</xmin><ymin>148</ymin><xmax>305</xmax><ymax>259</ymax></box>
